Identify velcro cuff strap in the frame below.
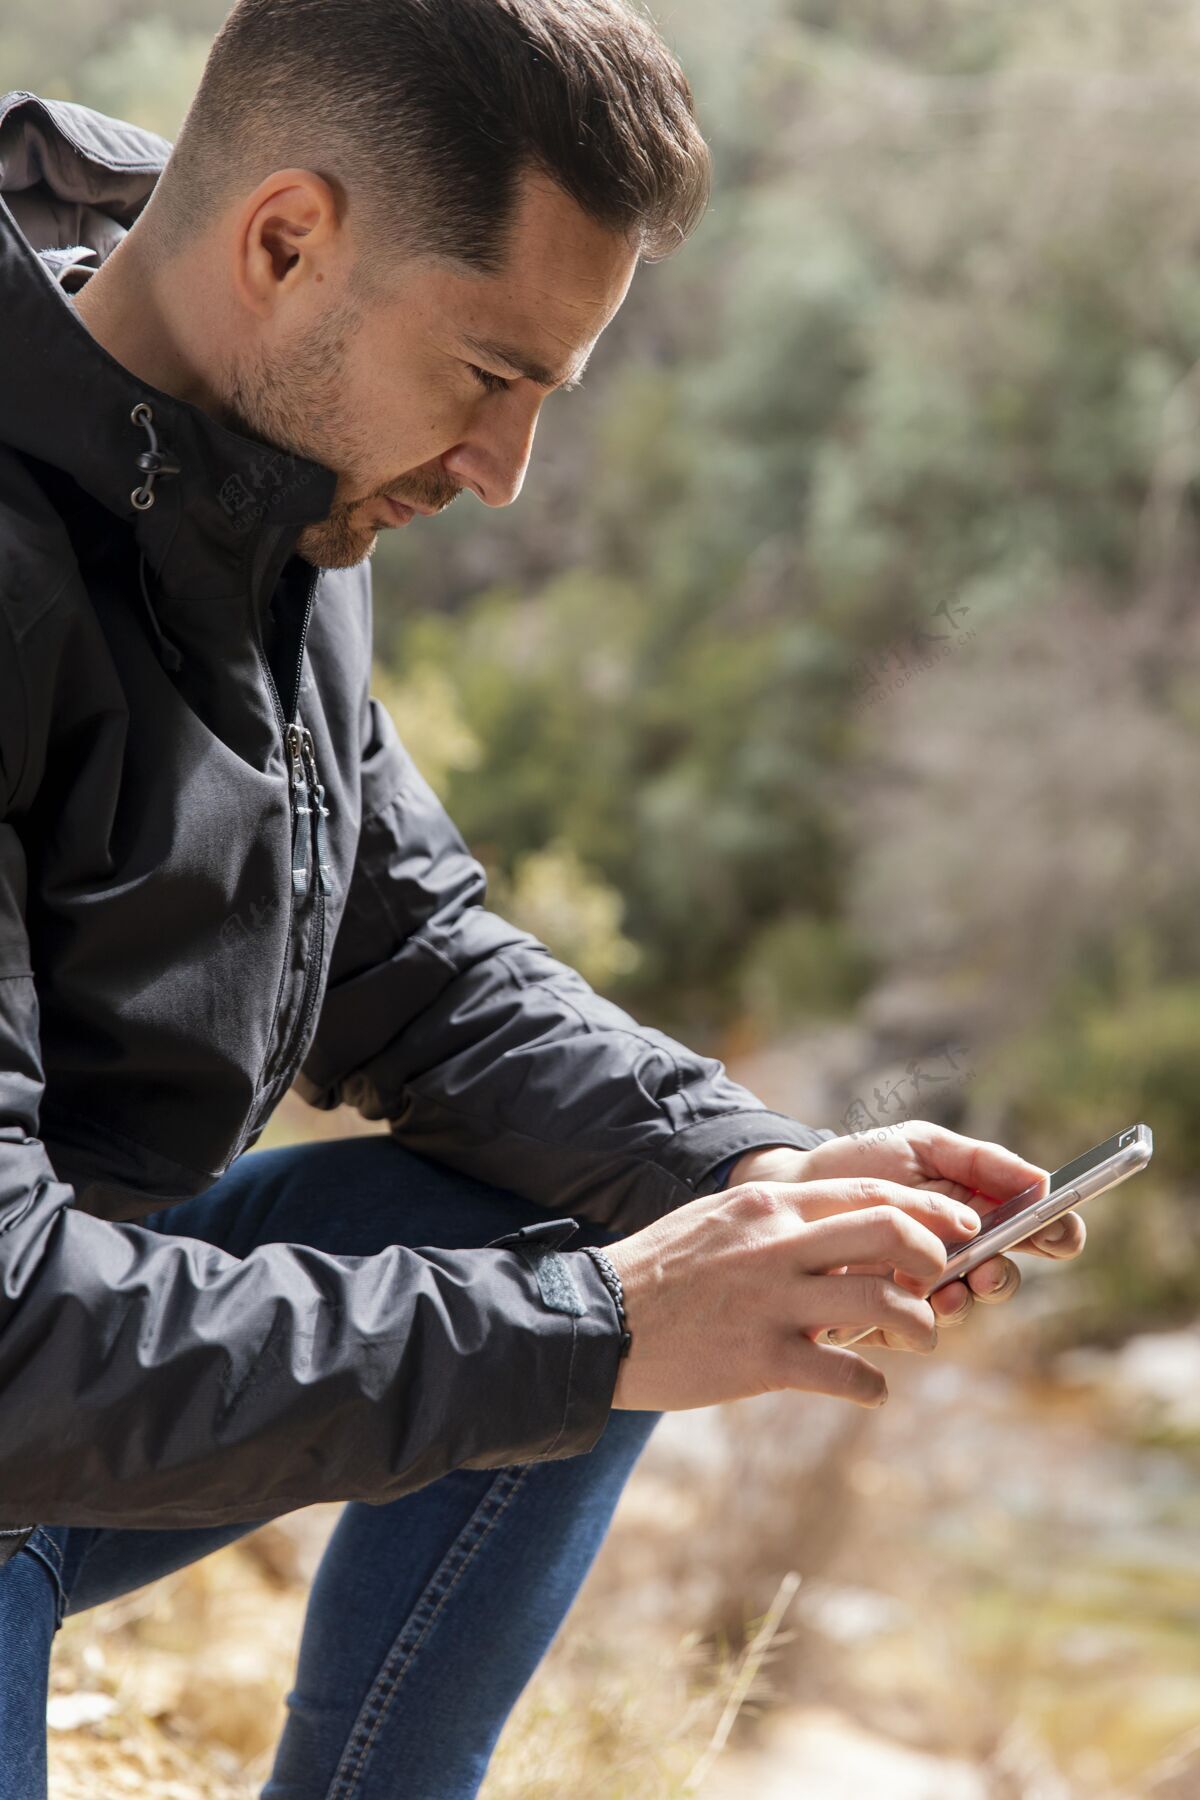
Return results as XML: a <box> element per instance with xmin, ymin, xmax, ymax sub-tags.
<box><xmin>485</xmin><ymin>1216</ymin><xmax>586</xmax><ymax>1316</ymax></box>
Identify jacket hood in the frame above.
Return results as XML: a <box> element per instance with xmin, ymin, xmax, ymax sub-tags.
<box><xmin>0</xmin><ymin>89</ymin><xmax>339</xmax><ymax>615</ymax></box>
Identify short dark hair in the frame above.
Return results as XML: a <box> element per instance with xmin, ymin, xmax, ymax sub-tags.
<box><xmin>141</xmin><ymin>0</ymin><xmax>711</xmax><ymax>275</ymax></box>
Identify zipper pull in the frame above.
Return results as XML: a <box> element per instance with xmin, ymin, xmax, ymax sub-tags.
<box><xmin>299</xmin><ymin>726</ymin><xmax>333</xmax><ymax>895</ymax></box>
<box><xmin>285</xmin><ymin>722</ymin><xmax>311</xmax><ymax>900</ymax></box>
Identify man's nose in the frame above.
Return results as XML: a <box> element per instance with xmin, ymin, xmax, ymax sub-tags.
<box><xmin>441</xmin><ymin>398</ymin><xmax>541</xmax><ymax>507</ymax></box>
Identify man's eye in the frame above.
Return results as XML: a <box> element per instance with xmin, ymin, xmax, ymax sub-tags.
<box><xmin>468</xmin><ymin>364</ymin><xmax>512</xmax><ymax>395</ymax></box>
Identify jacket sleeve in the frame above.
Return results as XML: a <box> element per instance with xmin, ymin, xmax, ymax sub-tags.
<box><xmin>296</xmin><ymin>693</ymin><xmax>836</xmax><ymax>1237</ymax></box>
<box><xmin>0</xmin><ymin>634</ymin><xmax>626</xmax><ymax>1534</ymax></box>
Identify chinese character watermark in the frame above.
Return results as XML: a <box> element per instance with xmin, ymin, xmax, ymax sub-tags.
<box><xmin>851</xmin><ymin>595</ymin><xmax>976</xmax><ymax>707</ymax></box>
<box><xmin>217</xmin><ymin>889</ymin><xmax>281</xmax><ymax>950</ymax></box>
<box><xmin>217</xmin><ymin>453</ymin><xmax>322</xmax><ymax>535</ymax></box>
<box><xmin>837</xmin><ymin>1040</ymin><xmax>976</xmax><ymax>1152</ymax></box>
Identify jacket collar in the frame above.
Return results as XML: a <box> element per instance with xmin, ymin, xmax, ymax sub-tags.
<box><xmin>0</xmin><ymin>91</ymin><xmax>339</xmax><ymax>614</ymax></box>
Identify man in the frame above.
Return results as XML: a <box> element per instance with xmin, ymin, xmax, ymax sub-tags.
<box><xmin>0</xmin><ymin>2</ymin><xmax>1085</xmax><ymax>1793</ymax></box>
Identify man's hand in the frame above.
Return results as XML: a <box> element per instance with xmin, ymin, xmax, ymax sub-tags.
<box><xmin>606</xmin><ymin>1177</ymin><xmax>983</xmax><ymax>1412</ymax></box>
<box><xmin>727</xmin><ymin>1122</ymin><xmax>1086</xmax><ymax>1337</ymax></box>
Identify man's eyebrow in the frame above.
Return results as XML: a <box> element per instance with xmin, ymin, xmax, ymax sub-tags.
<box><xmin>459</xmin><ymin>334</ymin><xmax>590</xmax><ymax>391</ymax></box>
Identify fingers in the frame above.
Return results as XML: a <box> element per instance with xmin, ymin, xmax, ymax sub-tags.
<box><xmin>798</xmin><ymin>1202</ymin><xmax>959</xmax><ymax>1286</ymax></box>
<box><xmin>967</xmin><ymin>1255</ymin><xmax>1021</xmax><ymax>1302</ymax></box>
<box><xmin>800</xmin><ymin>1266</ymin><xmax>940</xmax><ymax>1353</ymax></box>
<box><xmin>932</xmin><ymin>1252</ymin><xmax>1023</xmax><ymax>1322</ymax></box>
<box><xmin>1027</xmin><ymin>1209</ymin><xmax>1087</xmax><ymax>1259</ymax></box>
<box><xmin>905</xmin><ymin>1122</ymin><xmax>1047</xmax><ymax>1203</ymax></box>
<box><xmin>780</xmin><ymin>1337</ymin><xmax>889</xmax><ymax>1409</ymax></box>
<box><xmin>930</xmin><ymin>1281</ymin><xmax>974</xmax><ymax>1325</ymax></box>
<box><xmin>775</xmin><ymin>1177</ymin><xmax>982</xmax><ymax>1243</ymax></box>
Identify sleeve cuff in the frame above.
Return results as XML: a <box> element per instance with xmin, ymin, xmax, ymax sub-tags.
<box><xmin>484</xmin><ymin>1216</ymin><xmax>626</xmax><ymax>1460</ymax></box>
<box><xmin>654</xmin><ymin>1111</ymin><xmax>837</xmax><ymax>1200</ymax></box>
<box><xmin>696</xmin><ymin>1142</ymin><xmax>801</xmax><ymax>1196</ymax></box>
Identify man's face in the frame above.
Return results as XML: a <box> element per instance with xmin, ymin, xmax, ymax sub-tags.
<box><xmin>213</xmin><ymin>169</ymin><xmax>640</xmax><ymax>569</ymax></box>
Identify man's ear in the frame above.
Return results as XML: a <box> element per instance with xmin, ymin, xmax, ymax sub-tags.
<box><xmin>232</xmin><ymin>169</ymin><xmax>342</xmax><ymax>318</ymax></box>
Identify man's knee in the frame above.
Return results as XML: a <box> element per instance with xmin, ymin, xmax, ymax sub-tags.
<box><xmin>147</xmin><ymin>1133</ymin><xmax>564</xmax><ymax>1261</ymax></box>
<box><xmin>1</xmin><ymin>1526</ymin><xmax>68</xmax><ymax>1634</ymax></box>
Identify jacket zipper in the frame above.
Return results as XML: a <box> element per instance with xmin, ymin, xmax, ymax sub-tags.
<box><xmin>268</xmin><ymin>725</ymin><xmax>333</xmax><ymax>1097</ymax></box>
<box><xmin>285</xmin><ymin>721</ymin><xmax>312</xmax><ymax>897</ymax></box>
<box><xmin>300</xmin><ymin>725</ymin><xmax>333</xmax><ymax>897</ymax></box>
<box><xmin>246</xmin><ymin>565</ymin><xmax>330</xmax><ymax>1102</ymax></box>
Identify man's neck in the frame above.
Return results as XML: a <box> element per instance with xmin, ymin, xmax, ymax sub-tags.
<box><xmin>71</xmin><ymin>231</ymin><xmax>222</xmax><ymax>418</ymax></box>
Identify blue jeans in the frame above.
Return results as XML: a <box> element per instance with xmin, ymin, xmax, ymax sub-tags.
<box><xmin>0</xmin><ymin>1134</ymin><xmax>662</xmax><ymax>1799</ymax></box>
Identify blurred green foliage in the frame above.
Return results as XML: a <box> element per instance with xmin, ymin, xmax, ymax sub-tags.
<box><xmin>8</xmin><ymin>0</ymin><xmax>1199</xmax><ymax>1325</ymax></box>
<box><xmin>980</xmin><ymin>940</ymin><xmax>1200</xmax><ymax>1330</ymax></box>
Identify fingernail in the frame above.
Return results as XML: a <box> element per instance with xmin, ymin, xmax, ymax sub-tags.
<box><xmin>981</xmin><ymin>1268</ymin><xmax>1011</xmax><ymax>1293</ymax></box>
<box><xmin>1041</xmin><ymin>1220</ymin><xmax>1068</xmax><ymax>1244</ymax></box>
<box><xmin>958</xmin><ymin>1211</ymin><xmax>981</xmax><ymax>1232</ymax></box>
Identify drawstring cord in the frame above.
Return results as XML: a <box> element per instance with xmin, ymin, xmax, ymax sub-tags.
<box><xmin>130</xmin><ymin>402</ymin><xmax>185</xmax><ymax>674</ymax></box>
<box><xmin>130</xmin><ymin>402</ymin><xmax>180</xmax><ymax>509</ymax></box>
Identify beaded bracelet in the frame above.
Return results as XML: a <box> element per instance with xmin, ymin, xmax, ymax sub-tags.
<box><xmin>582</xmin><ymin>1245</ymin><xmax>632</xmax><ymax>1358</ymax></box>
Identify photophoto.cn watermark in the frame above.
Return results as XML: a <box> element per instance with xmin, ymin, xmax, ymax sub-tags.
<box><xmin>851</xmin><ymin>595</ymin><xmax>976</xmax><ymax>707</ymax></box>
<box><xmin>837</xmin><ymin>1040</ymin><xmax>976</xmax><ymax>1152</ymax></box>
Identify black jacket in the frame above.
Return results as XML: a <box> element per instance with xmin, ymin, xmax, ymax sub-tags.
<box><xmin>0</xmin><ymin>90</ymin><xmax>831</xmax><ymax>1553</ymax></box>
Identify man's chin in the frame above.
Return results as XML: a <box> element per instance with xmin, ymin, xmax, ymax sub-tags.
<box><xmin>294</xmin><ymin>516</ymin><xmax>378</xmax><ymax>571</ymax></box>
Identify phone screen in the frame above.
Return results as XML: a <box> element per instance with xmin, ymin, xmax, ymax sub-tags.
<box><xmin>971</xmin><ymin>1127</ymin><xmax>1138</xmax><ymax>1234</ymax></box>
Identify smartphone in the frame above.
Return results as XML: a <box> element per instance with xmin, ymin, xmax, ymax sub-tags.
<box><xmin>816</xmin><ymin>1123</ymin><xmax>1153</xmax><ymax>1349</ymax></box>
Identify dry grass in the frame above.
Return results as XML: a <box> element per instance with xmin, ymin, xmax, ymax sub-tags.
<box><xmin>47</xmin><ymin>1512</ymin><xmax>329</xmax><ymax>1799</ymax></box>
<box><xmin>44</xmin><ymin>1472</ymin><xmax>798</xmax><ymax>1800</ymax></box>
<box><xmin>43</xmin><ymin>1345</ymin><xmax>1200</xmax><ymax>1798</ymax></box>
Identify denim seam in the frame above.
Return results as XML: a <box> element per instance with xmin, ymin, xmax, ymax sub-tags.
<box><xmin>325</xmin><ymin>1464</ymin><xmax>531</xmax><ymax>1799</ymax></box>
<box><xmin>23</xmin><ymin>1527</ymin><xmax>67</xmax><ymax>1629</ymax></box>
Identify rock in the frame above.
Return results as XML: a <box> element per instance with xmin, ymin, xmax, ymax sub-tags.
<box><xmin>46</xmin><ymin>1691</ymin><xmax>118</xmax><ymax>1731</ymax></box>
